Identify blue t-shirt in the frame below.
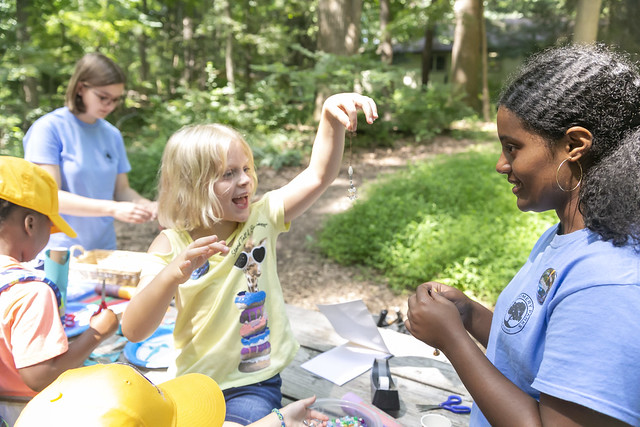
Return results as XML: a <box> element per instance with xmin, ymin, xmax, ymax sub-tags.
<box><xmin>23</xmin><ymin>107</ymin><xmax>131</xmax><ymax>251</ymax></box>
<box><xmin>471</xmin><ymin>225</ymin><xmax>640</xmax><ymax>426</ymax></box>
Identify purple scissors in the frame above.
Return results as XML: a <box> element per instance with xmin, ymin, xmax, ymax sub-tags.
<box><xmin>417</xmin><ymin>395</ymin><xmax>471</xmax><ymax>414</ymax></box>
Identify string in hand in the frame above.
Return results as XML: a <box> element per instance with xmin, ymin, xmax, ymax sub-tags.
<box><xmin>428</xmin><ymin>287</ymin><xmax>441</xmax><ymax>357</ymax></box>
<box><xmin>347</xmin><ymin>131</ymin><xmax>357</xmax><ymax>201</ymax></box>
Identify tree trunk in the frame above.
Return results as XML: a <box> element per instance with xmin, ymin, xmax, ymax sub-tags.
<box><xmin>317</xmin><ymin>0</ymin><xmax>362</xmax><ymax>55</ymax></box>
<box><xmin>15</xmin><ymin>0</ymin><xmax>39</xmax><ymax>107</ymax></box>
<box><xmin>315</xmin><ymin>0</ymin><xmax>363</xmax><ymax>119</ymax></box>
<box><xmin>450</xmin><ymin>0</ymin><xmax>482</xmax><ymax>113</ymax></box>
<box><xmin>138</xmin><ymin>0</ymin><xmax>150</xmax><ymax>83</ymax></box>
<box><xmin>573</xmin><ymin>0</ymin><xmax>602</xmax><ymax>43</ymax></box>
<box><xmin>169</xmin><ymin>1</ymin><xmax>183</xmax><ymax>95</ymax></box>
<box><xmin>224</xmin><ymin>0</ymin><xmax>235</xmax><ymax>88</ymax></box>
<box><xmin>480</xmin><ymin>1</ymin><xmax>490</xmax><ymax>122</ymax></box>
<box><xmin>182</xmin><ymin>15</ymin><xmax>194</xmax><ymax>86</ymax></box>
<box><xmin>196</xmin><ymin>1</ymin><xmax>213</xmax><ymax>90</ymax></box>
<box><xmin>421</xmin><ymin>23</ymin><xmax>434</xmax><ymax>87</ymax></box>
<box><xmin>602</xmin><ymin>0</ymin><xmax>640</xmax><ymax>55</ymax></box>
<box><xmin>378</xmin><ymin>0</ymin><xmax>392</xmax><ymax>65</ymax></box>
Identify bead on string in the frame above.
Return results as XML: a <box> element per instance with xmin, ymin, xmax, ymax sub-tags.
<box><xmin>347</xmin><ymin>131</ymin><xmax>357</xmax><ymax>201</ymax></box>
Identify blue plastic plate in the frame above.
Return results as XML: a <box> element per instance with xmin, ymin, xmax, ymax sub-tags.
<box><xmin>124</xmin><ymin>325</ymin><xmax>174</xmax><ymax>369</ymax></box>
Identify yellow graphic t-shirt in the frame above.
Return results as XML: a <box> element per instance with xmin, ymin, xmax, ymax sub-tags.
<box><xmin>141</xmin><ymin>192</ymin><xmax>299</xmax><ymax>389</ymax></box>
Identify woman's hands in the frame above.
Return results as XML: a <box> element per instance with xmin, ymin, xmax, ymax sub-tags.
<box><xmin>405</xmin><ymin>282</ymin><xmax>472</xmax><ymax>351</ymax></box>
<box><xmin>112</xmin><ymin>200</ymin><xmax>155</xmax><ymax>223</ymax></box>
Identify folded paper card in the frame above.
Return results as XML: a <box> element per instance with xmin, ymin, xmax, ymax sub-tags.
<box><xmin>301</xmin><ymin>300</ymin><xmax>392</xmax><ymax>386</ymax></box>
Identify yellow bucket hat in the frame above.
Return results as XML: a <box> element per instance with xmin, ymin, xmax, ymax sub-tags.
<box><xmin>0</xmin><ymin>156</ymin><xmax>76</xmax><ymax>238</ymax></box>
<box><xmin>15</xmin><ymin>363</ymin><xmax>226</xmax><ymax>427</ymax></box>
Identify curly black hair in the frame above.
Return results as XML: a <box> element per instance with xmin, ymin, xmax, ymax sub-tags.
<box><xmin>498</xmin><ymin>43</ymin><xmax>640</xmax><ymax>246</ymax></box>
<box><xmin>581</xmin><ymin>128</ymin><xmax>640</xmax><ymax>246</ymax></box>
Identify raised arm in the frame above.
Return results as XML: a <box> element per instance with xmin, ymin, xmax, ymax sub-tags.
<box><xmin>275</xmin><ymin>93</ymin><xmax>378</xmax><ymax>224</ymax></box>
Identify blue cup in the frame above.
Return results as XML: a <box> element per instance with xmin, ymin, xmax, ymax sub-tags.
<box><xmin>44</xmin><ymin>248</ymin><xmax>70</xmax><ymax>317</ymax></box>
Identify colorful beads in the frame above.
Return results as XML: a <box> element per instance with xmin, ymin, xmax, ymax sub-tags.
<box><xmin>326</xmin><ymin>415</ymin><xmax>368</xmax><ymax>426</ymax></box>
<box><xmin>271</xmin><ymin>408</ymin><xmax>285</xmax><ymax>427</ymax></box>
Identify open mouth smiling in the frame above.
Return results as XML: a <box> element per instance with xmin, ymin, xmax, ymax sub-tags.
<box><xmin>233</xmin><ymin>195</ymin><xmax>249</xmax><ymax>208</ymax></box>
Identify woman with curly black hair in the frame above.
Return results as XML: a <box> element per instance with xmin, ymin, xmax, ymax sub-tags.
<box><xmin>406</xmin><ymin>43</ymin><xmax>640</xmax><ymax>426</ymax></box>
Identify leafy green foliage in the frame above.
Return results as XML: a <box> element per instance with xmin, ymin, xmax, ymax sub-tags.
<box><xmin>388</xmin><ymin>83</ymin><xmax>476</xmax><ymax>141</ymax></box>
<box><xmin>116</xmin><ymin>54</ymin><xmax>474</xmax><ymax>199</ymax></box>
<box><xmin>317</xmin><ymin>145</ymin><xmax>556</xmax><ymax>304</ymax></box>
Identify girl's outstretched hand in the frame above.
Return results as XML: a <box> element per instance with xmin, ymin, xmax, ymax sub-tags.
<box><xmin>173</xmin><ymin>235</ymin><xmax>229</xmax><ymax>283</ymax></box>
<box><xmin>280</xmin><ymin>395</ymin><xmax>329</xmax><ymax>427</ymax></box>
<box><xmin>405</xmin><ymin>282</ymin><xmax>467</xmax><ymax>351</ymax></box>
<box><xmin>322</xmin><ymin>93</ymin><xmax>378</xmax><ymax>132</ymax></box>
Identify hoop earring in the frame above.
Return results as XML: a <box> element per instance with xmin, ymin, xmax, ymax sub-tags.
<box><xmin>556</xmin><ymin>158</ymin><xmax>583</xmax><ymax>192</ymax></box>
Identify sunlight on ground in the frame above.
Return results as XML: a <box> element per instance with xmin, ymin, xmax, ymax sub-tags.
<box><xmin>315</xmin><ymin>176</ymin><xmax>354</xmax><ymax>215</ymax></box>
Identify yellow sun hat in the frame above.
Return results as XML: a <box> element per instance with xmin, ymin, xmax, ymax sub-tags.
<box><xmin>0</xmin><ymin>156</ymin><xmax>76</xmax><ymax>238</ymax></box>
<box><xmin>14</xmin><ymin>363</ymin><xmax>226</xmax><ymax>427</ymax></box>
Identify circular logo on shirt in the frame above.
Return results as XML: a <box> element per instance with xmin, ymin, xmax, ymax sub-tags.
<box><xmin>502</xmin><ymin>293</ymin><xmax>534</xmax><ymax>334</ymax></box>
<box><xmin>537</xmin><ymin>268</ymin><xmax>556</xmax><ymax>305</ymax></box>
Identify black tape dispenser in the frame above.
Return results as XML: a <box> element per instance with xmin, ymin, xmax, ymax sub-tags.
<box><xmin>371</xmin><ymin>357</ymin><xmax>400</xmax><ymax>412</ymax></box>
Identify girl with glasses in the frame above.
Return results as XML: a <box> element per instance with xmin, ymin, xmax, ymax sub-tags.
<box><xmin>23</xmin><ymin>53</ymin><xmax>157</xmax><ymax>257</ymax></box>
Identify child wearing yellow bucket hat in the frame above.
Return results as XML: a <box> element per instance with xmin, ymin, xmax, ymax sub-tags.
<box><xmin>14</xmin><ymin>363</ymin><xmax>226</xmax><ymax>426</ymax></box>
<box><xmin>15</xmin><ymin>363</ymin><xmax>327</xmax><ymax>427</ymax></box>
<box><xmin>0</xmin><ymin>156</ymin><xmax>119</xmax><ymax>424</ymax></box>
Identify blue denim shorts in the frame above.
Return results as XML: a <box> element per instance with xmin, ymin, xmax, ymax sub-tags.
<box><xmin>223</xmin><ymin>374</ymin><xmax>282</xmax><ymax>425</ymax></box>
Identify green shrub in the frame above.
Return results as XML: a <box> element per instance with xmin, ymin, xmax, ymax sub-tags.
<box><xmin>317</xmin><ymin>144</ymin><xmax>556</xmax><ymax>305</ymax></box>
<box><xmin>388</xmin><ymin>83</ymin><xmax>476</xmax><ymax>142</ymax></box>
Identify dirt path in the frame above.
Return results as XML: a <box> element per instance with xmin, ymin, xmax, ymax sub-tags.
<box><xmin>116</xmin><ymin>135</ymin><xmax>487</xmax><ymax>319</ymax></box>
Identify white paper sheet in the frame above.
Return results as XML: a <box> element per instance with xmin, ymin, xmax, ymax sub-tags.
<box><xmin>300</xmin><ymin>300</ymin><xmax>392</xmax><ymax>386</ymax></box>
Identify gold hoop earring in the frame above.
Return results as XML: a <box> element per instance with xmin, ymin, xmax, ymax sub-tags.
<box><xmin>556</xmin><ymin>158</ymin><xmax>583</xmax><ymax>192</ymax></box>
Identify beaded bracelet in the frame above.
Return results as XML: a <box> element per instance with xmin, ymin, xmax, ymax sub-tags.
<box><xmin>272</xmin><ymin>408</ymin><xmax>285</xmax><ymax>427</ymax></box>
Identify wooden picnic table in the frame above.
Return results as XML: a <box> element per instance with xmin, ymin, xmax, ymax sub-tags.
<box><xmin>280</xmin><ymin>304</ymin><xmax>472</xmax><ymax>427</ymax></box>
<box><xmin>76</xmin><ymin>302</ymin><xmax>474</xmax><ymax>427</ymax></box>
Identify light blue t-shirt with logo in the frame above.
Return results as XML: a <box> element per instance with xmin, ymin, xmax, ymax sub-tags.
<box><xmin>471</xmin><ymin>224</ymin><xmax>640</xmax><ymax>426</ymax></box>
<box><xmin>23</xmin><ymin>107</ymin><xmax>131</xmax><ymax>252</ymax></box>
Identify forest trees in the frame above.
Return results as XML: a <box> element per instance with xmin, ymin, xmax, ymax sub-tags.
<box><xmin>1</xmin><ymin>0</ymin><xmax>638</xmax><ymax>158</ymax></box>
<box><xmin>574</xmin><ymin>0</ymin><xmax>603</xmax><ymax>43</ymax></box>
<box><xmin>315</xmin><ymin>0</ymin><xmax>363</xmax><ymax>117</ymax></box>
<box><xmin>450</xmin><ymin>0</ymin><xmax>483</xmax><ymax>112</ymax></box>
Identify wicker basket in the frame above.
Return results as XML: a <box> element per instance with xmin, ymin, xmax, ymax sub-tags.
<box><xmin>69</xmin><ymin>245</ymin><xmax>145</xmax><ymax>286</ymax></box>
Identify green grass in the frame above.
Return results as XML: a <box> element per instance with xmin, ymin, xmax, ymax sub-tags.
<box><xmin>317</xmin><ymin>144</ymin><xmax>556</xmax><ymax>305</ymax></box>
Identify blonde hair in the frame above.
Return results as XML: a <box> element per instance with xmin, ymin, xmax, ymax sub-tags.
<box><xmin>65</xmin><ymin>53</ymin><xmax>126</xmax><ymax>114</ymax></box>
<box><xmin>157</xmin><ymin>124</ymin><xmax>258</xmax><ymax>231</ymax></box>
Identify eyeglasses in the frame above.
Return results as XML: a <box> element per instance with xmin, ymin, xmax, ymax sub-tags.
<box><xmin>83</xmin><ymin>84</ymin><xmax>125</xmax><ymax>107</ymax></box>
